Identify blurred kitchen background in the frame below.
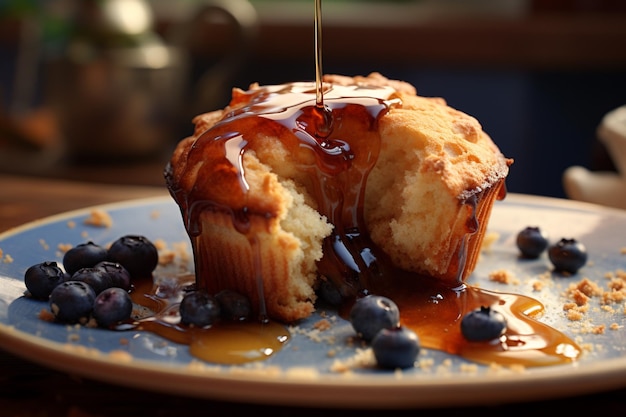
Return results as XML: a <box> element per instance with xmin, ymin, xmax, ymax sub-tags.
<box><xmin>1</xmin><ymin>0</ymin><xmax>625</xmax><ymax>199</ymax></box>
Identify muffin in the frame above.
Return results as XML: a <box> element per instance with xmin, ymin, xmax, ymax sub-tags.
<box><xmin>165</xmin><ymin>72</ymin><xmax>512</xmax><ymax>322</ymax></box>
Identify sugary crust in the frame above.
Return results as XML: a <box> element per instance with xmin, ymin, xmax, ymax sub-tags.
<box><xmin>323</xmin><ymin>72</ymin><xmax>417</xmax><ymax>95</ymax></box>
<box><xmin>378</xmin><ymin>91</ymin><xmax>509</xmax><ymax>197</ymax></box>
<box><xmin>364</xmin><ymin>87</ymin><xmax>511</xmax><ymax>281</ymax></box>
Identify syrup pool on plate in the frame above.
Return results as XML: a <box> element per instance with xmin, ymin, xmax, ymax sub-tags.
<box><xmin>126</xmin><ymin>274</ymin><xmax>290</xmax><ymax>365</ymax></box>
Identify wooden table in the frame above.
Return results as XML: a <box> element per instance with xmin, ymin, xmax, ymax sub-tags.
<box><xmin>1</xmin><ymin>173</ymin><xmax>626</xmax><ymax>415</ymax></box>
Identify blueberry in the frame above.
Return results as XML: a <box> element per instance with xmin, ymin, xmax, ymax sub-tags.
<box><xmin>24</xmin><ymin>261</ymin><xmax>68</xmax><ymax>299</ymax></box>
<box><xmin>107</xmin><ymin>235</ymin><xmax>158</xmax><ymax>278</ymax></box>
<box><xmin>63</xmin><ymin>241</ymin><xmax>108</xmax><ymax>276</ymax></box>
<box><xmin>179</xmin><ymin>290</ymin><xmax>221</xmax><ymax>328</ymax></box>
<box><xmin>94</xmin><ymin>261</ymin><xmax>132</xmax><ymax>291</ymax></box>
<box><xmin>371</xmin><ymin>326</ymin><xmax>420</xmax><ymax>369</ymax></box>
<box><xmin>215</xmin><ymin>289</ymin><xmax>252</xmax><ymax>321</ymax></box>
<box><xmin>71</xmin><ymin>267</ymin><xmax>112</xmax><ymax>294</ymax></box>
<box><xmin>93</xmin><ymin>287</ymin><xmax>133</xmax><ymax>328</ymax></box>
<box><xmin>349</xmin><ymin>294</ymin><xmax>400</xmax><ymax>341</ymax></box>
<box><xmin>516</xmin><ymin>226</ymin><xmax>549</xmax><ymax>259</ymax></box>
<box><xmin>460</xmin><ymin>306</ymin><xmax>507</xmax><ymax>342</ymax></box>
<box><xmin>49</xmin><ymin>281</ymin><xmax>96</xmax><ymax>324</ymax></box>
<box><xmin>548</xmin><ymin>238</ymin><xmax>588</xmax><ymax>274</ymax></box>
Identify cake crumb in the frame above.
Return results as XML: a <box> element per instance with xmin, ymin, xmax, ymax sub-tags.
<box><xmin>155</xmin><ymin>240</ymin><xmax>175</xmax><ymax>266</ymax></box>
<box><xmin>83</xmin><ymin>209</ymin><xmax>113</xmax><ymax>228</ymax></box>
<box><xmin>487</xmin><ymin>362</ymin><xmax>502</xmax><ymax>373</ymax></box>
<box><xmin>330</xmin><ymin>348</ymin><xmax>376</xmax><ymax>372</ymax></box>
<box><xmin>67</xmin><ymin>220</ymin><xmax>76</xmax><ymax>229</ymax></box>
<box><xmin>62</xmin><ymin>344</ymin><xmax>103</xmax><ymax>358</ymax></box>
<box><xmin>566</xmin><ymin>308</ymin><xmax>584</xmax><ymax>321</ymax></box>
<box><xmin>57</xmin><ymin>243</ymin><xmax>73</xmax><ymax>253</ymax></box>
<box><xmin>459</xmin><ymin>363</ymin><xmax>479</xmax><ymax>373</ymax></box>
<box><xmin>85</xmin><ymin>317</ymin><xmax>98</xmax><ymax>328</ymax></box>
<box><xmin>313</xmin><ymin>318</ymin><xmax>332</xmax><ymax>331</ymax></box>
<box><xmin>417</xmin><ymin>357</ymin><xmax>435</xmax><ymax>372</ymax></box>
<box><xmin>2</xmin><ymin>252</ymin><xmax>13</xmax><ymax>264</ymax></box>
<box><xmin>481</xmin><ymin>232</ymin><xmax>500</xmax><ymax>253</ymax></box>
<box><xmin>601</xmin><ymin>305</ymin><xmax>616</xmax><ymax>314</ymax></box>
<box><xmin>154</xmin><ymin>238</ymin><xmax>167</xmax><ymax>251</ymax></box>
<box><xmin>569</xmin><ymin>289</ymin><xmax>590</xmax><ymax>307</ymax></box>
<box><xmin>604</xmin><ymin>278</ymin><xmax>626</xmax><ymax>303</ymax></box>
<box><xmin>108</xmin><ymin>350</ymin><xmax>133</xmax><ymax>363</ymax></box>
<box><xmin>158</xmin><ymin>250</ymin><xmax>176</xmax><ymax>266</ymax></box>
<box><xmin>489</xmin><ymin>269</ymin><xmax>519</xmax><ymax>285</ymax></box>
<box><xmin>486</xmin><ymin>362</ymin><xmax>526</xmax><ymax>374</ymax></box>
<box><xmin>568</xmin><ymin>278</ymin><xmax>603</xmax><ymax>298</ymax></box>
<box><xmin>284</xmin><ymin>366</ymin><xmax>320</xmax><ymax>379</ymax></box>
<box><xmin>579</xmin><ymin>342</ymin><xmax>594</xmax><ymax>354</ymax></box>
<box><xmin>561</xmin><ymin>271</ymin><xmax>626</xmax><ymax>325</ymax></box>
<box><xmin>38</xmin><ymin>308</ymin><xmax>55</xmax><ymax>322</ymax></box>
<box><xmin>172</xmin><ymin>241</ymin><xmax>192</xmax><ymax>264</ymax></box>
<box><xmin>508</xmin><ymin>364</ymin><xmax>526</xmax><ymax>373</ymax></box>
<box><xmin>531</xmin><ymin>280</ymin><xmax>545</xmax><ymax>291</ymax></box>
<box><xmin>154</xmin><ymin>240</ymin><xmax>192</xmax><ymax>268</ymax></box>
<box><xmin>591</xmin><ymin>324</ymin><xmax>606</xmax><ymax>334</ymax></box>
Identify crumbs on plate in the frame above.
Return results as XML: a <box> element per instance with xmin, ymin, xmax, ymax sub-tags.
<box><xmin>83</xmin><ymin>209</ymin><xmax>113</xmax><ymax>228</ymax></box>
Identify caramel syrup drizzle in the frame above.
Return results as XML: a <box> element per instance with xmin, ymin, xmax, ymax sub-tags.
<box><xmin>160</xmin><ymin>80</ymin><xmax>581</xmax><ymax>367</ymax></box>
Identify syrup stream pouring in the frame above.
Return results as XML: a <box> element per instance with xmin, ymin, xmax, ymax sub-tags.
<box><xmin>315</xmin><ymin>0</ymin><xmax>324</xmax><ymax>109</ymax></box>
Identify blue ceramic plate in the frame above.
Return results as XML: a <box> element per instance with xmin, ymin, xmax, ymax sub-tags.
<box><xmin>1</xmin><ymin>194</ymin><xmax>625</xmax><ymax>408</ymax></box>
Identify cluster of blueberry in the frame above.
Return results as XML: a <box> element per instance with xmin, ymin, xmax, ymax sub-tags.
<box><xmin>24</xmin><ymin>233</ymin><xmax>258</xmax><ymax>331</ymax></box>
<box><xmin>347</xmin><ymin>294</ymin><xmax>509</xmax><ymax>370</ymax></box>
<box><xmin>348</xmin><ymin>295</ymin><xmax>420</xmax><ymax>369</ymax></box>
<box><xmin>516</xmin><ymin>226</ymin><xmax>588</xmax><ymax>274</ymax></box>
<box><xmin>23</xmin><ymin>235</ymin><xmax>158</xmax><ymax>327</ymax></box>
<box><xmin>349</xmin><ymin>294</ymin><xmax>420</xmax><ymax>369</ymax></box>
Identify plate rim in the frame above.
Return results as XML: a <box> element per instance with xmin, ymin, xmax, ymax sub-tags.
<box><xmin>2</xmin><ymin>319</ymin><xmax>626</xmax><ymax>409</ymax></box>
<box><xmin>1</xmin><ymin>193</ymin><xmax>626</xmax><ymax>408</ymax></box>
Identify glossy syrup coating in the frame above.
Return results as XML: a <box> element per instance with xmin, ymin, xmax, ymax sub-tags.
<box><xmin>166</xmin><ymin>74</ymin><xmax>511</xmax><ymax>318</ymax></box>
